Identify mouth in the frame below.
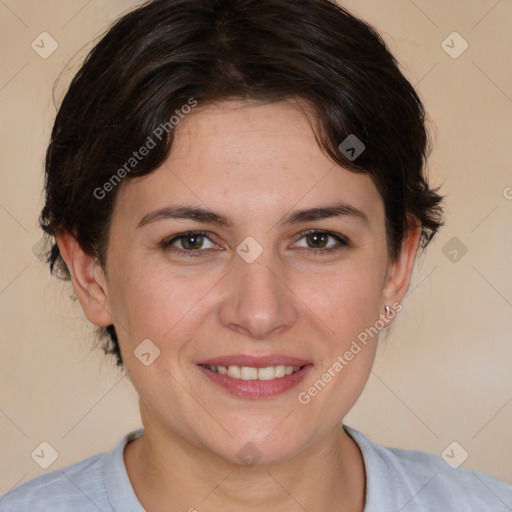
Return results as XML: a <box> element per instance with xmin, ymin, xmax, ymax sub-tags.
<box><xmin>196</xmin><ymin>357</ymin><xmax>313</xmax><ymax>399</ymax></box>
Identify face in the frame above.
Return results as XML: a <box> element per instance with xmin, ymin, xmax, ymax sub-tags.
<box><xmin>63</xmin><ymin>99</ymin><xmax>417</xmax><ymax>465</ymax></box>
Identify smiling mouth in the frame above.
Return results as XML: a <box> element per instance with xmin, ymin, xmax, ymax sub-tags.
<box><xmin>197</xmin><ymin>362</ymin><xmax>313</xmax><ymax>399</ymax></box>
<box><xmin>199</xmin><ymin>364</ymin><xmax>306</xmax><ymax>380</ymax></box>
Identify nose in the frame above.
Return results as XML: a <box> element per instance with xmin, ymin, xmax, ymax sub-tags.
<box><xmin>218</xmin><ymin>248</ymin><xmax>298</xmax><ymax>340</ymax></box>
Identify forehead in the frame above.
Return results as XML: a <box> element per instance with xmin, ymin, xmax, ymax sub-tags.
<box><xmin>114</xmin><ymin>100</ymin><xmax>383</xmax><ymax>229</ymax></box>
<box><xmin>165</xmin><ymin>99</ymin><xmax>324</xmax><ymax>181</ymax></box>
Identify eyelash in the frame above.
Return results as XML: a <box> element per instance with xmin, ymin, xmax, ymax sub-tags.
<box><xmin>161</xmin><ymin>230</ymin><xmax>350</xmax><ymax>258</ymax></box>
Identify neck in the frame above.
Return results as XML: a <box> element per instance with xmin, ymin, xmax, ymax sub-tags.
<box><xmin>124</xmin><ymin>405</ymin><xmax>366</xmax><ymax>512</ymax></box>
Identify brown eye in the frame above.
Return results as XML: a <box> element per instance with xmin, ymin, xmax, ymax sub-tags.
<box><xmin>305</xmin><ymin>231</ymin><xmax>329</xmax><ymax>249</ymax></box>
<box><xmin>162</xmin><ymin>231</ymin><xmax>216</xmax><ymax>254</ymax></box>
<box><xmin>293</xmin><ymin>230</ymin><xmax>349</xmax><ymax>255</ymax></box>
<box><xmin>180</xmin><ymin>233</ymin><xmax>205</xmax><ymax>250</ymax></box>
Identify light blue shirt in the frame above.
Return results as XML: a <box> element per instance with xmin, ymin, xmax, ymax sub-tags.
<box><xmin>1</xmin><ymin>425</ymin><xmax>511</xmax><ymax>511</ymax></box>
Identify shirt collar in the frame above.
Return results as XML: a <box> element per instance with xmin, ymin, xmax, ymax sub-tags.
<box><xmin>343</xmin><ymin>424</ymin><xmax>398</xmax><ymax>511</ymax></box>
<box><xmin>103</xmin><ymin>428</ymin><xmax>146</xmax><ymax>511</ymax></box>
<box><xmin>104</xmin><ymin>425</ymin><xmax>395</xmax><ymax>512</ymax></box>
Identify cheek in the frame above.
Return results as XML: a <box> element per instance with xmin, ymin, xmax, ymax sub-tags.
<box><xmin>295</xmin><ymin>258</ymin><xmax>387</xmax><ymax>341</ymax></box>
<box><xmin>107</xmin><ymin>255</ymin><xmax>218</xmax><ymax>345</ymax></box>
<box><xmin>293</xmin><ymin>264</ymin><xmax>384</xmax><ymax>414</ymax></box>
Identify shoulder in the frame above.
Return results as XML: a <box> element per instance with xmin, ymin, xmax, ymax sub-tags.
<box><xmin>345</xmin><ymin>426</ymin><xmax>512</xmax><ymax>511</ymax></box>
<box><xmin>381</xmin><ymin>443</ymin><xmax>512</xmax><ymax>508</ymax></box>
<box><xmin>0</xmin><ymin>428</ymin><xmax>145</xmax><ymax>512</ymax></box>
<box><xmin>0</xmin><ymin>451</ymin><xmax>109</xmax><ymax>512</ymax></box>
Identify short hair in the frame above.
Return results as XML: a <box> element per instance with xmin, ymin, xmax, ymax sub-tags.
<box><xmin>40</xmin><ymin>0</ymin><xmax>444</xmax><ymax>367</ymax></box>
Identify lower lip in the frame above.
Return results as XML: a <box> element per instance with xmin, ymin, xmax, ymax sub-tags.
<box><xmin>197</xmin><ymin>364</ymin><xmax>313</xmax><ymax>399</ymax></box>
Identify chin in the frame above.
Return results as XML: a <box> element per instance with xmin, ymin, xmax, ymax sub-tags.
<box><xmin>203</xmin><ymin>422</ymin><xmax>311</xmax><ymax>467</ymax></box>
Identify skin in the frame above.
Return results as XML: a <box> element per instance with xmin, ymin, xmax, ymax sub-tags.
<box><xmin>57</xmin><ymin>99</ymin><xmax>421</xmax><ymax>512</ymax></box>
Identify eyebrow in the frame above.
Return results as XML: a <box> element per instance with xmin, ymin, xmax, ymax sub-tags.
<box><xmin>278</xmin><ymin>203</ymin><xmax>369</xmax><ymax>227</ymax></box>
<box><xmin>136</xmin><ymin>202</ymin><xmax>370</xmax><ymax>229</ymax></box>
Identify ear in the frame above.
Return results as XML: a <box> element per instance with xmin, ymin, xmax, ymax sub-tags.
<box><xmin>55</xmin><ymin>230</ymin><xmax>113</xmax><ymax>327</ymax></box>
<box><xmin>381</xmin><ymin>218</ymin><xmax>422</xmax><ymax>323</ymax></box>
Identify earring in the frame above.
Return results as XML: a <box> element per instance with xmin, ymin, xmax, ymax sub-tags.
<box><xmin>384</xmin><ymin>305</ymin><xmax>392</xmax><ymax>315</ymax></box>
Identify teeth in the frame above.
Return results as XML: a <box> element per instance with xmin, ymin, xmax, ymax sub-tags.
<box><xmin>274</xmin><ymin>365</ymin><xmax>286</xmax><ymax>378</ymax></box>
<box><xmin>240</xmin><ymin>366</ymin><xmax>258</xmax><ymax>380</ymax></box>
<box><xmin>204</xmin><ymin>364</ymin><xmax>303</xmax><ymax>380</ymax></box>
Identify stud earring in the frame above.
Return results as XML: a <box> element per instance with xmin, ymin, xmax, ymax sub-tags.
<box><xmin>384</xmin><ymin>305</ymin><xmax>392</xmax><ymax>315</ymax></box>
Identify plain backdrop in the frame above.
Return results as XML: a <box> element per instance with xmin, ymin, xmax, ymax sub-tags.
<box><xmin>1</xmin><ymin>0</ymin><xmax>512</xmax><ymax>494</ymax></box>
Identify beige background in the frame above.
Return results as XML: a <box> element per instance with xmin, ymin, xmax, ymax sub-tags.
<box><xmin>1</xmin><ymin>0</ymin><xmax>511</xmax><ymax>496</ymax></box>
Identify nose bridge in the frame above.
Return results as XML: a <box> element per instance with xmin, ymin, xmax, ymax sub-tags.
<box><xmin>218</xmin><ymin>245</ymin><xmax>298</xmax><ymax>339</ymax></box>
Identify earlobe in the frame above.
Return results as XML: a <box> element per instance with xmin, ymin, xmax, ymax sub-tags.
<box><xmin>55</xmin><ymin>230</ymin><xmax>113</xmax><ymax>327</ymax></box>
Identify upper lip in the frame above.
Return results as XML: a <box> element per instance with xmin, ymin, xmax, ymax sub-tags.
<box><xmin>197</xmin><ymin>354</ymin><xmax>312</xmax><ymax>368</ymax></box>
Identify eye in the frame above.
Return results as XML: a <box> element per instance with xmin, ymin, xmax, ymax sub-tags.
<box><xmin>161</xmin><ymin>229</ymin><xmax>350</xmax><ymax>258</ymax></box>
<box><xmin>162</xmin><ymin>231</ymin><xmax>218</xmax><ymax>256</ymax></box>
<box><xmin>292</xmin><ymin>230</ymin><xmax>349</xmax><ymax>255</ymax></box>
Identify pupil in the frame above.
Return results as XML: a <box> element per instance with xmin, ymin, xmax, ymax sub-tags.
<box><xmin>308</xmin><ymin>232</ymin><xmax>327</xmax><ymax>248</ymax></box>
<box><xmin>184</xmin><ymin>234</ymin><xmax>203</xmax><ymax>250</ymax></box>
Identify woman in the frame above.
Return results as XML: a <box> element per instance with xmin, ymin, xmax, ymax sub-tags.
<box><xmin>2</xmin><ymin>0</ymin><xmax>511</xmax><ymax>510</ymax></box>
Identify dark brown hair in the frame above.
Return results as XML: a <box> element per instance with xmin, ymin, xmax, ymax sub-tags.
<box><xmin>40</xmin><ymin>0</ymin><xmax>444</xmax><ymax>367</ymax></box>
